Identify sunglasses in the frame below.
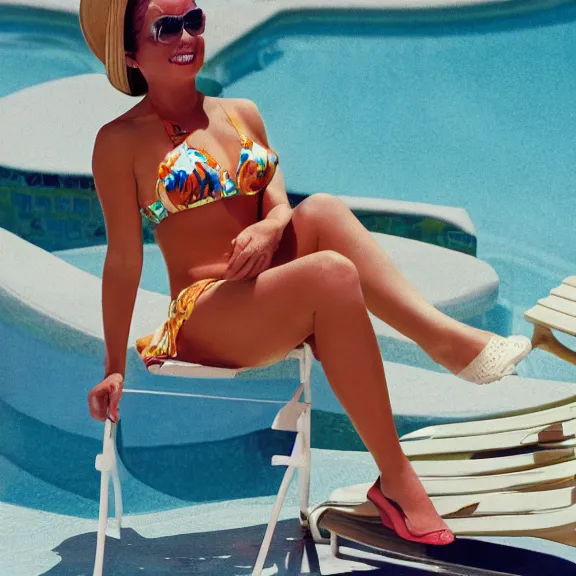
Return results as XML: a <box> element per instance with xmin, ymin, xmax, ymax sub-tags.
<box><xmin>150</xmin><ymin>7</ymin><xmax>206</xmax><ymax>44</ymax></box>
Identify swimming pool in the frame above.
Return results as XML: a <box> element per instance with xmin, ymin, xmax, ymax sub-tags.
<box><xmin>0</xmin><ymin>7</ymin><xmax>104</xmax><ymax>98</ymax></box>
<box><xmin>213</xmin><ymin>3</ymin><xmax>576</xmax><ymax>269</ymax></box>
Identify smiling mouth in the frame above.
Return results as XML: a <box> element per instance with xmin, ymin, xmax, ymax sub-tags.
<box><xmin>170</xmin><ymin>53</ymin><xmax>196</xmax><ymax>65</ymax></box>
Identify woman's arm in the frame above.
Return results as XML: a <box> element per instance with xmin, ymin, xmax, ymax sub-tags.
<box><xmin>234</xmin><ymin>99</ymin><xmax>292</xmax><ymax>229</ymax></box>
<box><xmin>224</xmin><ymin>99</ymin><xmax>293</xmax><ymax>281</ymax></box>
<box><xmin>93</xmin><ymin>121</ymin><xmax>144</xmax><ymax>379</ymax></box>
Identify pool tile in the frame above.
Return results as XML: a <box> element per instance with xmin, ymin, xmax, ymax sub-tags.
<box><xmin>42</xmin><ymin>174</ymin><xmax>60</xmax><ymax>188</ymax></box>
<box><xmin>54</xmin><ymin>196</ymin><xmax>71</xmax><ymax>213</ymax></box>
<box><xmin>73</xmin><ymin>198</ymin><xmax>90</xmax><ymax>216</ymax></box>
<box><xmin>61</xmin><ymin>176</ymin><xmax>80</xmax><ymax>189</ymax></box>
<box><xmin>24</xmin><ymin>172</ymin><xmax>43</xmax><ymax>187</ymax></box>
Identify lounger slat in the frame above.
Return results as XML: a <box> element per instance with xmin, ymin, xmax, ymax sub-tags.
<box><xmin>563</xmin><ymin>276</ymin><xmax>576</xmax><ymax>288</ymax></box>
<box><xmin>539</xmin><ymin>295</ymin><xmax>576</xmax><ymax>318</ymax></box>
<box><xmin>401</xmin><ymin>398</ymin><xmax>576</xmax><ymax>441</ymax></box>
<box><xmin>525</xmin><ymin>305</ymin><xmax>576</xmax><ymax>336</ymax></box>
<box><xmin>420</xmin><ymin>459</ymin><xmax>576</xmax><ymax>496</ymax></box>
<box><xmin>434</xmin><ymin>486</ymin><xmax>575</xmax><ymax>517</ymax></box>
<box><xmin>401</xmin><ymin>419</ymin><xmax>576</xmax><ymax>458</ymax></box>
<box><xmin>551</xmin><ymin>284</ymin><xmax>576</xmax><ymax>303</ymax></box>
<box><xmin>148</xmin><ymin>360</ymin><xmax>242</xmax><ymax>378</ymax></box>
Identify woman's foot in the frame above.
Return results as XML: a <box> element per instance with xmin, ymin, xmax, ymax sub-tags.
<box><xmin>429</xmin><ymin>329</ymin><xmax>532</xmax><ymax>384</ymax></box>
<box><xmin>457</xmin><ymin>334</ymin><xmax>532</xmax><ymax>384</ymax></box>
<box><xmin>375</xmin><ymin>458</ymin><xmax>453</xmax><ymax>540</ymax></box>
<box><xmin>368</xmin><ymin>478</ymin><xmax>454</xmax><ymax>545</ymax></box>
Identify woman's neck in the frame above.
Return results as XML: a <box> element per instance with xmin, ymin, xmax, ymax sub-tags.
<box><xmin>146</xmin><ymin>80</ymin><xmax>204</xmax><ymax>126</ymax></box>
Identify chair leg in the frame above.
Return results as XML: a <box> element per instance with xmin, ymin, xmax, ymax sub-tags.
<box><xmin>252</xmin><ymin>444</ymin><xmax>300</xmax><ymax>576</ymax></box>
<box><xmin>93</xmin><ymin>419</ymin><xmax>123</xmax><ymax>576</ymax></box>
<box><xmin>93</xmin><ymin>469</ymin><xmax>109</xmax><ymax>576</ymax></box>
<box><xmin>532</xmin><ymin>324</ymin><xmax>576</xmax><ymax>365</ymax></box>
<box><xmin>252</xmin><ymin>347</ymin><xmax>314</xmax><ymax>575</ymax></box>
<box><xmin>330</xmin><ymin>531</ymin><xmax>340</xmax><ymax>557</ymax></box>
<box><xmin>299</xmin><ymin>346</ymin><xmax>313</xmax><ymax>528</ymax></box>
<box><xmin>110</xmin><ymin>423</ymin><xmax>124</xmax><ymax>538</ymax></box>
<box><xmin>298</xmin><ymin>407</ymin><xmax>312</xmax><ymax>528</ymax></box>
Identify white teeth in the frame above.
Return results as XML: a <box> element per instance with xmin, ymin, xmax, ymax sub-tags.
<box><xmin>172</xmin><ymin>54</ymin><xmax>195</xmax><ymax>64</ymax></box>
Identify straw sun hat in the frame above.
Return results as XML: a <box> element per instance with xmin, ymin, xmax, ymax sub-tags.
<box><xmin>80</xmin><ymin>0</ymin><xmax>145</xmax><ymax>96</ymax></box>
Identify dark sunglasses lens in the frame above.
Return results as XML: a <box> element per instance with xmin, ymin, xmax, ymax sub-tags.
<box><xmin>157</xmin><ymin>17</ymin><xmax>183</xmax><ymax>41</ymax></box>
<box><xmin>183</xmin><ymin>9</ymin><xmax>204</xmax><ymax>33</ymax></box>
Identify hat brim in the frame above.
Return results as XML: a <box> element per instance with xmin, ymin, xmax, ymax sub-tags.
<box><xmin>80</xmin><ymin>0</ymin><xmax>141</xmax><ymax>96</ymax></box>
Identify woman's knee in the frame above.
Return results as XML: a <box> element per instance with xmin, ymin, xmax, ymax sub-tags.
<box><xmin>294</xmin><ymin>193</ymin><xmax>348</xmax><ymax>225</ymax></box>
<box><xmin>306</xmin><ymin>250</ymin><xmax>361</xmax><ymax>294</ymax></box>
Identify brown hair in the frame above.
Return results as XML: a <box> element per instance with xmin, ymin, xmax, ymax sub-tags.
<box><xmin>124</xmin><ymin>0</ymin><xmax>149</xmax><ymax>95</ymax></box>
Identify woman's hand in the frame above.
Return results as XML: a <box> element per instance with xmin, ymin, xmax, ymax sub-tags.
<box><xmin>88</xmin><ymin>373</ymin><xmax>124</xmax><ymax>422</ymax></box>
<box><xmin>225</xmin><ymin>220</ymin><xmax>282</xmax><ymax>281</ymax></box>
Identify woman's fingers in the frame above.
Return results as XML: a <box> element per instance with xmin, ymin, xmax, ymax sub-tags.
<box><xmin>88</xmin><ymin>378</ymin><xmax>124</xmax><ymax>422</ymax></box>
<box><xmin>241</xmin><ymin>253</ymin><xmax>267</xmax><ymax>280</ymax></box>
<box><xmin>245</xmin><ymin>253</ymin><xmax>272</xmax><ymax>279</ymax></box>
<box><xmin>226</xmin><ymin>244</ymin><xmax>256</xmax><ymax>279</ymax></box>
<box><xmin>108</xmin><ymin>381</ymin><xmax>123</xmax><ymax>422</ymax></box>
<box><xmin>88</xmin><ymin>387</ymin><xmax>108</xmax><ymax>421</ymax></box>
<box><xmin>226</xmin><ymin>251</ymin><xmax>256</xmax><ymax>280</ymax></box>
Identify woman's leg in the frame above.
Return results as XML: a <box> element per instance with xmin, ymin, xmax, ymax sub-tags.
<box><xmin>277</xmin><ymin>193</ymin><xmax>492</xmax><ymax>374</ymax></box>
<box><xmin>178</xmin><ymin>251</ymin><xmax>449</xmax><ymax>534</ymax></box>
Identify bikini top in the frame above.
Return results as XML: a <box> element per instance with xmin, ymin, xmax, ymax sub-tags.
<box><xmin>141</xmin><ymin>103</ymin><xmax>279</xmax><ymax>224</ymax></box>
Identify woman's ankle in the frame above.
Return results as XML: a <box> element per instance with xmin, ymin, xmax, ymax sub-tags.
<box><xmin>427</xmin><ymin>329</ymin><xmax>492</xmax><ymax>374</ymax></box>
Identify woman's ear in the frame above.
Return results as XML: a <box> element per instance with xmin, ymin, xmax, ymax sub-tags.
<box><xmin>126</xmin><ymin>54</ymin><xmax>139</xmax><ymax>69</ymax></box>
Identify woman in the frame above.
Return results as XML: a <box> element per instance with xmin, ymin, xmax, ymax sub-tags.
<box><xmin>79</xmin><ymin>0</ymin><xmax>531</xmax><ymax>546</ymax></box>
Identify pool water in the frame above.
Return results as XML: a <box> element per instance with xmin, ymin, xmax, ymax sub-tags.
<box><xmin>217</xmin><ymin>6</ymin><xmax>576</xmax><ymax>265</ymax></box>
<box><xmin>0</xmin><ymin>7</ymin><xmax>104</xmax><ymax>98</ymax></box>
<box><xmin>220</xmin><ymin>17</ymin><xmax>574</xmax><ymax>233</ymax></box>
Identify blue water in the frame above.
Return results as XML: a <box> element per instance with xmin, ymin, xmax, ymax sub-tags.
<box><xmin>215</xmin><ymin>4</ymin><xmax>576</xmax><ymax>271</ymax></box>
<box><xmin>0</xmin><ymin>8</ymin><xmax>104</xmax><ymax>98</ymax></box>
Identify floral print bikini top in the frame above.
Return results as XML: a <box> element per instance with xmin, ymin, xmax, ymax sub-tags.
<box><xmin>141</xmin><ymin>103</ymin><xmax>279</xmax><ymax>224</ymax></box>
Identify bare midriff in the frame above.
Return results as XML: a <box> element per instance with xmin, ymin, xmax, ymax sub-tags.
<box><xmin>153</xmin><ymin>193</ymin><xmax>259</xmax><ymax>298</ymax></box>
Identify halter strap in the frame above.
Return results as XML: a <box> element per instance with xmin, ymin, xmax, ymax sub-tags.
<box><xmin>154</xmin><ymin>99</ymin><xmax>244</xmax><ymax>148</ymax></box>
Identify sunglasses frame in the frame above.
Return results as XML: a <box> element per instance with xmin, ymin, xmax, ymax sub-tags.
<box><xmin>149</xmin><ymin>7</ymin><xmax>206</xmax><ymax>44</ymax></box>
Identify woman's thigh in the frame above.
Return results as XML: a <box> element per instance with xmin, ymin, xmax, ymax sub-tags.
<box><xmin>176</xmin><ymin>252</ymin><xmax>344</xmax><ymax>368</ymax></box>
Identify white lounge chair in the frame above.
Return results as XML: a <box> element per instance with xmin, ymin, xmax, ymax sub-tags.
<box><xmin>525</xmin><ymin>275</ymin><xmax>576</xmax><ymax>365</ymax></box>
<box><xmin>310</xmin><ymin>447</ymin><xmax>576</xmax><ymax>563</ymax></box>
<box><xmin>310</xmin><ymin>396</ymin><xmax>576</xmax><ymax>565</ymax></box>
<box><xmin>92</xmin><ymin>344</ymin><xmax>313</xmax><ymax>576</ymax></box>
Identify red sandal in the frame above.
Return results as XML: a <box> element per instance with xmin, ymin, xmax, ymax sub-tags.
<box><xmin>367</xmin><ymin>478</ymin><xmax>455</xmax><ymax>545</ymax></box>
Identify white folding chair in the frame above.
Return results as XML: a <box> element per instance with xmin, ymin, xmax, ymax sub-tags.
<box><xmin>93</xmin><ymin>344</ymin><xmax>313</xmax><ymax>576</ymax></box>
<box><xmin>93</xmin><ymin>416</ymin><xmax>123</xmax><ymax>576</ymax></box>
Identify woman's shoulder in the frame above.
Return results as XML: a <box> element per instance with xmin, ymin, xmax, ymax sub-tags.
<box><xmin>217</xmin><ymin>96</ymin><xmax>260</xmax><ymax>117</ymax></box>
<box><xmin>94</xmin><ymin>100</ymin><xmax>155</xmax><ymax>152</ymax></box>
<box><xmin>215</xmin><ymin>96</ymin><xmax>266</xmax><ymax>140</ymax></box>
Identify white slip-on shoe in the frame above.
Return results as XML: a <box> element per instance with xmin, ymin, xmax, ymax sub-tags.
<box><xmin>457</xmin><ymin>335</ymin><xmax>533</xmax><ymax>385</ymax></box>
